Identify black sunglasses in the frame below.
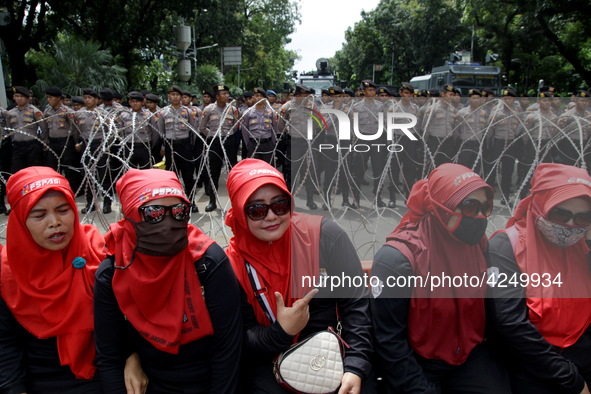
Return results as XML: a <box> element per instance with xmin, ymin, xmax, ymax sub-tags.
<box><xmin>245</xmin><ymin>198</ymin><xmax>291</xmax><ymax>221</ymax></box>
<box><xmin>138</xmin><ymin>202</ymin><xmax>191</xmax><ymax>224</ymax></box>
<box><xmin>458</xmin><ymin>198</ymin><xmax>493</xmax><ymax>217</ymax></box>
<box><xmin>548</xmin><ymin>207</ymin><xmax>591</xmax><ymax>226</ymax></box>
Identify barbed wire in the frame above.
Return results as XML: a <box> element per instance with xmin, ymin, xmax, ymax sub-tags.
<box><xmin>0</xmin><ymin>97</ymin><xmax>589</xmax><ymax>260</ymax></box>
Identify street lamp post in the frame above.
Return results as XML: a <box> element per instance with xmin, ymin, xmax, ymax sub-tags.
<box><xmin>189</xmin><ymin>25</ymin><xmax>218</xmax><ymax>77</ymax></box>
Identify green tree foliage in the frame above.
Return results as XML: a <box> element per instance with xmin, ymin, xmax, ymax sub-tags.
<box><xmin>193</xmin><ymin>64</ymin><xmax>225</xmax><ymax>93</ymax></box>
<box><xmin>333</xmin><ymin>0</ymin><xmax>591</xmax><ymax>91</ymax></box>
<box><xmin>0</xmin><ymin>0</ymin><xmax>57</xmax><ymax>85</ymax></box>
<box><xmin>332</xmin><ymin>0</ymin><xmax>467</xmax><ymax>88</ymax></box>
<box><xmin>27</xmin><ymin>33</ymin><xmax>127</xmax><ymax>100</ymax></box>
<box><xmin>222</xmin><ymin>0</ymin><xmax>301</xmax><ymax>91</ymax></box>
<box><xmin>6</xmin><ymin>0</ymin><xmax>299</xmax><ymax>92</ymax></box>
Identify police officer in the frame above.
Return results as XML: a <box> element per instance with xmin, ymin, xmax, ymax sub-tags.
<box><xmin>112</xmin><ymin>91</ymin><xmax>124</xmax><ymax>104</ymax></box>
<box><xmin>199</xmin><ymin>89</ymin><xmax>215</xmax><ymax>111</ymax></box>
<box><xmin>181</xmin><ymin>90</ymin><xmax>193</xmax><ymax>108</ymax></box>
<box><xmin>319</xmin><ymin>85</ymin><xmax>357</xmax><ymax>209</ymax></box>
<box><xmin>384</xmin><ymin>82</ymin><xmax>421</xmax><ymax>207</ymax></box>
<box><xmin>157</xmin><ymin>85</ymin><xmax>200</xmax><ymax>212</ymax></box>
<box><xmin>43</xmin><ymin>86</ymin><xmax>80</xmax><ymax>193</ymax></box>
<box><xmin>377</xmin><ymin>86</ymin><xmax>390</xmax><ymax>99</ymax></box>
<box><xmin>487</xmin><ymin>87</ymin><xmax>520</xmax><ymax>204</ymax></box>
<box><xmin>98</xmin><ymin>87</ymin><xmax>126</xmax><ymax>205</ymax></box>
<box><xmin>348</xmin><ymin>80</ymin><xmax>388</xmax><ymax>207</ymax></box>
<box><xmin>240</xmin><ymin>87</ymin><xmax>277</xmax><ymax>164</ymax></box>
<box><xmin>520</xmin><ymin>91</ymin><xmax>560</xmax><ymax>198</ymax></box>
<box><xmin>99</xmin><ymin>88</ymin><xmax>125</xmax><ymax>112</ymax></box>
<box><xmin>556</xmin><ymin>90</ymin><xmax>591</xmax><ymax>168</ymax></box>
<box><xmin>5</xmin><ymin>86</ymin><xmax>48</xmax><ymax>174</ymax></box>
<box><xmin>119</xmin><ymin>91</ymin><xmax>159</xmax><ymax>170</ymax></box>
<box><xmin>180</xmin><ymin>90</ymin><xmax>206</xmax><ymax>193</ymax></box>
<box><xmin>527</xmin><ymin>86</ymin><xmax>556</xmax><ymax>112</ymax></box>
<box><xmin>144</xmin><ymin>93</ymin><xmax>163</xmax><ymax>163</ymax></box>
<box><xmin>72</xmin><ymin>96</ymin><xmax>84</xmax><ymax>111</ymax></box>
<box><xmin>75</xmin><ymin>88</ymin><xmax>112</xmax><ymax>214</ymax></box>
<box><xmin>267</xmin><ymin>90</ymin><xmax>281</xmax><ymax>113</ymax></box>
<box><xmin>280</xmin><ymin>89</ymin><xmax>290</xmax><ymax>104</ymax></box>
<box><xmin>456</xmin><ymin>89</ymin><xmax>488</xmax><ymax>174</ymax></box>
<box><xmin>421</xmin><ymin>84</ymin><xmax>458</xmax><ymax>170</ymax></box>
<box><xmin>199</xmin><ymin>84</ymin><xmax>239</xmax><ymax>212</ymax></box>
<box><xmin>278</xmin><ymin>84</ymin><xmax>321</xmax><ymax>209</ymax></box>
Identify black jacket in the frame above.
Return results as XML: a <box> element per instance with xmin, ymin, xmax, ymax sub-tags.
<box><xmin>94</xmin><ymin>242</ymin><xmax>242</xmax><ymax>394</ymax></box>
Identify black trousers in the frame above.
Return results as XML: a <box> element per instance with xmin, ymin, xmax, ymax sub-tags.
<box><xmin>427</xmin><ymin>135</ymin><xmax>455</xmax><ymax>170</ymax></box>
<box><xmin>319</xmin><ymin>135</ymin><xmax>354</xmax><ymax>202</ymax></box>
<box><xmin>519</xmin><ymin>139</ymin><xmax>554</xmax><ymax>198</ymax></box>
<box><xmin>193</xmin><ymin>134</ymin><xmax>206</xmax><ymax>186</ymax></box>
<box><xmin>275</xmin><ymin>133</ymin><xmax>287</xmax><ymax>174</ymax></box>
<box><xmin>487</xmin><ymin>137</ymin><xmax>517</xmax><ymax>199</ymax></box>
<box><xmin>388</xmin><ymin>136</ymin><xmax>418</xmax><ymax>197</ymax></box>
<box><xmin>125</xmin><ymin>143</ymin><xmax>151</xmax><ymax>169</ymax></box>
<box><xmin>289</xmin><ymin>136</ymin><xmax>319</xmax><ymax>194</ymax></box>
<box><xmin>349</xmin><ymin>134</ymin><xmax>388</xmax><ymax>196</ymax></box>
<box><xmin>11</xmin><ymin>140</ymin><xmax>44</xmax><ymax>173</ymax></box>
<box><xmin>83</xmin><ymin>140</ymin><xmax>112</xmax><ymax>208</ymax></box>
<box><xmin>246</xmin><ymin>137</ymin><xmax>275</xmax><ymax>166</ymax></box>
<box><xmin>555</xmin><ymin>138</ymin><xmax>591</xmax><ymax>170</ymax></box>
<box><xmin>457</xmin><ymin>140</ymin><xmax>483</xmax><ymax>174</ymax></box>
<box><xmin>45</xmin><ymin>137</ymin><xmax>81</xmax><ymax>192</ymax></box>
<box><xmin>164</xmin><ymin>139</ymin><xmax>196</xmax><ymax>201</ymax></box>
<box><xmin>205</xmin><ymin>136</ymin><xmax>237</xmax><ymax>195</ymax></box>
<box><xmin>417</xmin><ymin>344</ymin><xmax>510</xmax><ymax>394</ymax></box>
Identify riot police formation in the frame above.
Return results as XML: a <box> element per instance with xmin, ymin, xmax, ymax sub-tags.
<box><xmin>1</xmin><ymin>82</ymin><xmax>590</xmax><ymax>215</ymax></box>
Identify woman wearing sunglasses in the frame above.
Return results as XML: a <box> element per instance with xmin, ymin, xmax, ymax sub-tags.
<box><xmin>486</xmin><ymin>163</ymin><xmax>591</xmax><ymax>394</ymax></box>
<box><xmin>371</xmin><ymin>163</ymin><xmax>511</xmax><ymax>393</ymax></box>
<box><xmin>0</xmin><ymin>167</ymin><xmax>146</xmax><ymax>393</ymax></box>
<box><xmin>225</xmin><ymin>159</ymin><xmax>375</xmax><ymax>394</ymax></box>
<box><xmin>93</xmin><ymin>169</ymin><xmax>242</xmax><ymax>394</ymax></box>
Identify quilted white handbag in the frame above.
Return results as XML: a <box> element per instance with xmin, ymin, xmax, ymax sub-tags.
<box><xmin>273</xmin><ymin>329</ymin><xmax>345</xmax><ymax>394</ymax></box>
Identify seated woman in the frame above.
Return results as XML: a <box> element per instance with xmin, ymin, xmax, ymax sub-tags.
<box><xmin>0</xmin><ymin>167</ymin><xmax>106</xmax><ymax>393</ymax></box>
<box><xmin>487</xmin><ymin>163</ymin><xmax>591</xmax><ymax>394</ymax></box>
<box><xmin>94</xmin><ymin>168</ymin><xmax>242</xmax><ymax>394</ymax></box>
<box><xmin>224</xmin><ymin>158</ymin><xmax>375</xmax><ymax>394</ymax></box>
<box><xmin>371</xmin><ymin>163</ymin><xmax>510</xmax><ymax>393</ymax></box>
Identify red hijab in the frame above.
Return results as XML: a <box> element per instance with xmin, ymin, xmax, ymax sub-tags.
<box><xmin>385</xmin><ymin>163</ymin><xmax>493</xmax><ymax>365</ymax></box>
<box><xmin>104</xmin><ymin>169</ymin><xmax>214</xmax><ymax>354</ymax></box>
<box><xmin>0</xmin><ymin>167</ymin><xmax>105</xmax><ymax>379</ymax></box>
<box><xmin>504</xmin><ymin>163</ymin><xmax>591</xmax><ymax>348</ymax></box>
<box><xmin>225</xmin><ymin>159</ymin><xmax>321</xmax><ymax>327</ymax></box>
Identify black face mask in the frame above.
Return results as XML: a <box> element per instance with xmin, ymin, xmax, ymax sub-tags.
<box><xmin>452</xmin><ymin>216</ymin><xmax>488</xmax><ymax>246</ymax></box>
<box><xmin>134</xmin><ymin>214</ymin><xmax>189</xmax><ymax>257</ymax></box>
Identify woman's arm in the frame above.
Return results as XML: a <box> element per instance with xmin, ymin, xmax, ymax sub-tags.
<box><xmin>487</xmin><ymin>233</ymin><xmax>586</xmax><ymax>394</ymax></box>
<box><xmin>200</xmin><ymin>244</ymin><xmax>243</xmax><ymax>394</ymax></box>
<box><xmin>93</xmin><ymin>257</ymin><xmax>131</xmax><ymax>394</ymax></box>
<box><xmin>241</xmin><ymin>287</ymin><xmax>295</xmax><ymax>354</ymax></box>
<box><xmin>319</xmin><ymin>219</ymin><xmax>373</xmax><ymax>381</ymax></box>
<box><xmin>371</xmin><ymin>245</ymin><xmax>437</xmax><ymax>394</ymax></box>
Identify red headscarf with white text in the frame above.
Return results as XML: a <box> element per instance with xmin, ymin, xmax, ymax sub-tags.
<box><xmin>225</xmin><ymin>159</ymin><xmax>321</xmax><ymax>328</ymax></box>
<box><xmin>505</xmin><ymin>163</ymin><xmax>591</xmax><ymax>348</ymax></box>
<box><xmin>386</xmin><ymin>164</ymin><xmax>493</xmax><ymax>365</ymax></box>
<box><xmin>104</xmin><ymin>169</ymin><xmax>214</xmax><ymax>354</ymax></box>
<box><xmin>1</xmin><ymin>167</ymin><xmax>105</xmax><ymax>379</ymax></box>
